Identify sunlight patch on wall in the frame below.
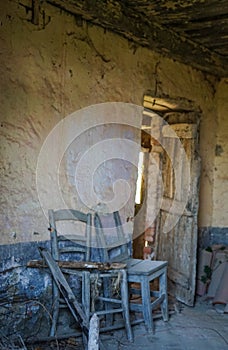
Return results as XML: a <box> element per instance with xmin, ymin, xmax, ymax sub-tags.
<box><xmin>135</xmin><ymin>151</ymin><xmax>144</xmax><ymax>204</ymax></box>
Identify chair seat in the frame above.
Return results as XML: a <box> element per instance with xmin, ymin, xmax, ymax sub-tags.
<box><xmin>125</xmin><ymin>259</ymin><xmax>169</xmax><ymax>333</ymax></box>
<box><xmin>126</xmin><ymin>259</ymin><xmax>167</xmax><ymax>276</ymax></box>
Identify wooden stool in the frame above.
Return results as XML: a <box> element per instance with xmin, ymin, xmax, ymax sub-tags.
<box><xmin>126</xmin><ymin>259</ymin><xmax>169</xmax><ymax>332</ymax></box>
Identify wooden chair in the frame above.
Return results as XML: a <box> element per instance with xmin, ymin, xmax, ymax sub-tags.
<box><xmin>48</xmin><ymin>209</ymin><xmax>133</xmax><ymax>342</ymax></box>
<box><xmin>48</xmin><ymin>209</ymin><xmax>92</xmax><ymax>336</ymax></box>
<box><xmin>94</xmin><ymin>211</ymin><xmax>169</xmax><ymax>333</ymax></box>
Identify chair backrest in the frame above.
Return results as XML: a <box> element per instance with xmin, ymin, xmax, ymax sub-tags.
<box><xmin>94</xmin><ymin>211</ymin><xmax>130</xmax><ymax>262</ymax></box>
<box><xmin>48</xmin><ymin>209</ymin><xmax>92</xmax><ymax>262</ymax></box>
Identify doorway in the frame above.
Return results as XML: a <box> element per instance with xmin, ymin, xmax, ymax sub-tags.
<box><xmin>133</xmin><ymin>94</ymin><xmax>201</xmax><ymax>306</ymax></box>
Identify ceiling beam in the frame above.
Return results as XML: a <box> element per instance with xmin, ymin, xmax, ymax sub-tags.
<box><xmin>47</xmin><ymin>0</ymin><xmax>228</xmax><ymax>77</ymax></box>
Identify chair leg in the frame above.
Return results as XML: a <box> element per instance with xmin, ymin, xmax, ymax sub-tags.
<box><xmin>159</xmin><ymin>270</ymin><xmax>169</xmax><ymax>322</ymax></box>
<box><xmin>120</xmin><ymin>270</ymin><xmax>133</xmax><ymax>342</ymax></box>
<box><xmin>82</xmin><ymin>271</ymin><xmax>91</xmax><ymax>349</ymax></box>
<box><xmin>141</xmin><ymin>278</ymin><xmax>153</xmax><ymax>333</ymax></box>
<box><xmin>82</xmin><ymin>271</ymin><xmax>91</xmax><ymax>323</ymax></box>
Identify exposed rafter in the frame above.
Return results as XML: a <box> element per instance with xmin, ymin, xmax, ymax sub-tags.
<box><xmin>46</xmin><ymin>0</ymin><xmax>228</xmax><ymax>77</ymax></box>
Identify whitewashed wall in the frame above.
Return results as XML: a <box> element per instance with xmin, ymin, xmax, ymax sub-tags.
<box><xmin>0</xmin><ymin>0</ymin><xmax>226</xmax><ymax>246</ymax></box>
<box><xmin>212</xmin><ymin>79</ymin><xmax>228</xmax><ymax>227</ymax></box>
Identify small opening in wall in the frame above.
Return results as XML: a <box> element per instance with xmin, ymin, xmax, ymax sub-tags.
<box><xmin>135</xmin><ymin>151</ymin><xmax>144</xmax><ymax>204</ymax></box>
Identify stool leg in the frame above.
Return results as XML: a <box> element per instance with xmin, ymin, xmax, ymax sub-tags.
<box><xmin>120</xmin><ymin>270</ymin><xmax>133</xmax><ymax>342</ymax></box>
<box><xmin>141</xmin><ymin>277</ymin><xmax>154</xmax><ymax>333</ymax></box>
<box><xmin>159</xmin><ymin>269</ymin><xmax>169</xmax><ymax>322</ymax></box>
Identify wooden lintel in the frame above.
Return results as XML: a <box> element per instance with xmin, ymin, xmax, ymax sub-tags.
<box><xmin>143</xmin><ymin>95</ymin><xmax>200</xmax><ymax>113</ymax></box>
<box><xmin>46</xmin><ymin>0</ymin><xmax>228</xmax><ymax>77</ymax></box>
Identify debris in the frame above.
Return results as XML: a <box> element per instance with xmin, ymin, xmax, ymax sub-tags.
<box><xmin>197</xmin><ymin>245</ymin><xmax>228</xmax><ymax>312</ymax></box>
<box><xmin>0</xmin><ymin>333</ymin><xmax>27</xmax><ymax>350</ymax></box>
<box><xmin>88</xmin><ymin>314</ymin><xmax>99</xmax><ymax>350</ymax></box>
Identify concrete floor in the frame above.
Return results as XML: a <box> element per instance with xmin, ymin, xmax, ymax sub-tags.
<box><xmin>99</xmin><ymin>298</ymin><xmax>228</xmax><ymax>350</ymax></box>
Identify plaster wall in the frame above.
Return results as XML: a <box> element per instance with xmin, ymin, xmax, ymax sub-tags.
<box><xmin>212</xmin><ymin>79</ymin><xmax>228</xmax><ymax>227</ymax></box>
<box><xmin>0</xmin><ymin>0</ymin><xmax>225</xmax><ymax>248</ymax></box>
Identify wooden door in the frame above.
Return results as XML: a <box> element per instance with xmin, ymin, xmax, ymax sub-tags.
<box><xmin>155</xmin><ymin>113</ymin><xmax>201</xmax><ymax>306</ymax></box>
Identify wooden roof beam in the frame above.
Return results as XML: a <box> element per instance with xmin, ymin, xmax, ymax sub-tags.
<box><xmin>47</xmin><ymin>0</ymin><xmax>228</xmax><ymax>77</ymax></box>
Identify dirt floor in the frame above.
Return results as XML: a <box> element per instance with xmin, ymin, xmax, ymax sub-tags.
<box><xmin>27</xmin><ymin>338</ymin><xmax>83</xmax><ymax>350</ymax></box>
<box><xmin>0</xmin><ymin>336</ymin><xmax>83</xmax><ymax>350</ymax></box>
<box><xmin>1</xmin><ymin>297</ymin><xmax>227</xmax><ymax>350</ymax></box>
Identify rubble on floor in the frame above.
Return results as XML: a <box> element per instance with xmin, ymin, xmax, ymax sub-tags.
<box><xmin>197</xmin><ymin>245</ymin><xmax>228</xmax><ymax>313</ymax></box>
<box><xmin>0</xmin><ymin>335</ymin><xmax>83</xmax><ymax>350</ymax></box>
<box><xmin>20</xmin><ymin>298</ymin><xmax>228</xmax><ymax>350</ymax></box>
<box><xmin>0</xmin><ymin>333</ymin><xmax>27</xmax><ymax>350</ymax></box>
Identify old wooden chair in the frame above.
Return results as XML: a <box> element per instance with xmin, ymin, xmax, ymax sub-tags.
<box><xmin>48</xmin><ymin>209</ymin><xmax>92</xmax><ymax>336</ymax></box>
<box><xmin>48</xmin><ymin>209</ymin><xmax>133</xmax><ymax>342</ymax></box>
<box><xmin>94</xmin><ymin>211</ymin><xmax>169</xmax><ymax>333</ymax></box>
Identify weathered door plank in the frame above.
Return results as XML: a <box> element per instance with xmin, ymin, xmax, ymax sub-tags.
<box><xmin>156</xmin><ymin>118</ymin><xmax>200</xmax><ymax>306</ymax></box>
